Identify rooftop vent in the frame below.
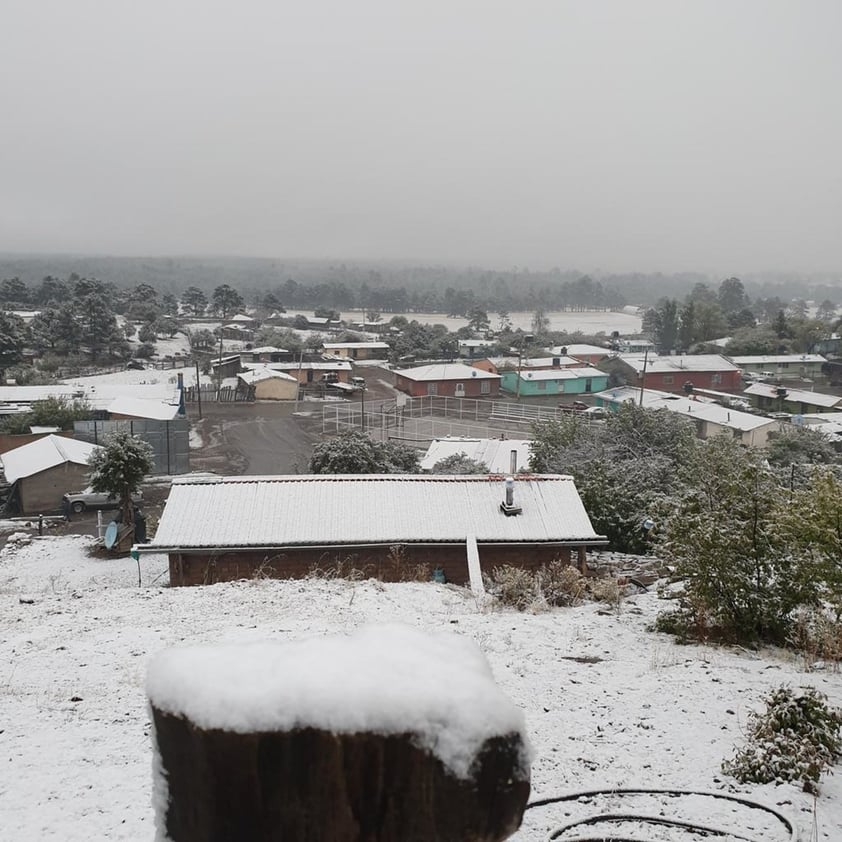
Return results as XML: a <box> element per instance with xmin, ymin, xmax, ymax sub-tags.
<box><xmin>500</xmin><ymin>476</ymin><xmax>522</xmax><ymax>517</ymax></box>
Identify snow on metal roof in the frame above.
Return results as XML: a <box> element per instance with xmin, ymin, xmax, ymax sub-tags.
<box><xmin>322</xmin><ymin>342</ymin><xmax>390</xmax><ymax>350</ymax></box>
<box><xmin>150</xmin><ymin>474</ymin><xmax>604</xmax><ymax>549</ymax></box>
<box><xmin>242</xmin><ymin>361</ymin><xmax>353</xmax><ymax>372</ymax></box>
<box><xmin>0</xmin><ymin>383</ymin><xmax>179</xmax><ymax>411</ymax></box>
<box><xmin>729</xmin><ymin>354</ymin><xmax>826</xmax><ymax>365</ymax></box>
<box><xmin>237</xmin><ymin>367</ymin><xmax>297</xmax><ymax>385</ymax></box>
<box><xmin>618</xmin><ymin>353</ymin><xmax>739</xmax><ymax>373</ymax></box>
<box><xmin>393</xmin><ymin>363</ymin><xmax>500</xmax><ymax>381</ymax></box>
<box><xmin>595</xmin><ymin>387</ymin><xmax>778</xmax><ymax>432</ymax></box>
<box><xmin>548</xmin><ymin>344</ymin><xmax>611</xmax><ymax>357</ymax></box>
<box><xmin>420</xmin><ymin>438</ymin><xmax>532</xmax><ymax>473</ymax></box>
<box><xmin>743</xmin><ymin>382</ymin><xmax>842</xmax><ymax>408</ymax></box>
<box><xmin>108</xmin><ymin>397</ymin><xmax>182</xmax><ymax>421</ymax></box>
<box><xmin>518</xmin><ymin>366</ymin><xmax>605</xmax><ymax>382</ymax></box>
<box><xmin>249</xmin><ymin>346</ymin><xmax>289</xmax><ymax>354</ymax></box>
<box><xmin>230</xmin><ymin>313</ymin><xmax>255</xmax><ymax>322</ymax></box>
<box><xmin>1</xmin><ymin>435</ymin><xmax>101</xmax><ymax>483</ymax></box>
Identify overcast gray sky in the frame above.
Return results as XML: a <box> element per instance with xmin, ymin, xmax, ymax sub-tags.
<box><xmin>1</xmin><ymin>0</ymin><xmax>840</xmax><ymax>274</ymax></box>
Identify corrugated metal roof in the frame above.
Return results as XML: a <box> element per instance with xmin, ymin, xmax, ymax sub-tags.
<box><xmin>108</xmin><ymin>397</ymin><xmax>181</xmax><ymax>420</ymax></box>
<box><xmin>237</xmin><ymin>367</ymin><xmax>297</xmax><ymax>385</ymax></box>
<box><xmin>595</xmin><ymin>387</ymin><xmax>778</xmax><ymax>431</ymax></box>
<box><xmin>743</xmin><ymin>383</ymin><xmax>841</xmax><ymax>407</ymax></box>
<box><xmin>1</xmin><ymin>435</ymin><xmax>101</xmax><ymax>483</ymax></box>
<box><xmin>420</xmin><ymin>438</ymin><xmax>532</xmax><ymax>473</ymax></box>
<box><xmin>619</xmin><ymin>354</ymin><xmax>739</xmax><ymax>374</ymax></box>
<box><xmin>393</xmin><ymin>364</ymin><xmax>500</xmax><ymax>382</ymax></box>
<box><xmin>150</xmin><ymin>474</ymin><xmax>604</xmax><ymax>549</ymax></box>
<box><xmin>519</xmin><ymin>366</ymin><xmax>605</xmax><ymax>382</ymax></box>
<box><xmin>729</xmin><ymin>354</ymin><xmax>826</xmax><ymax>365</ymax></box>
<box><xmin>322</xmin><ymin>342</ymin><xmax>390</xmax><ymax>350</ymax></box>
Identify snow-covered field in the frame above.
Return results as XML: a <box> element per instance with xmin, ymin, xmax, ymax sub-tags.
<box><xmin>1</xmin><ymin>535</ymin><xmax>840</xmax><ymax>840</ymax></box>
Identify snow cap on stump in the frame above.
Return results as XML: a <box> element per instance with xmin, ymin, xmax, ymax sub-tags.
<box><xmin>147</xmin><ymin>625</ymin><xmax>532</xmax><ymax>842</ymax></box>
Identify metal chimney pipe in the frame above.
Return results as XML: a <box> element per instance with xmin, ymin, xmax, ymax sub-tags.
<box><xmin>510</xmin><ymin>449</ymin><xmax>518</xmax><ymax>474</ymax></box>
<box><xmin>505</xmin><ymin>476</ymin><xmax>514</xmax><ymax>508</ymax></box>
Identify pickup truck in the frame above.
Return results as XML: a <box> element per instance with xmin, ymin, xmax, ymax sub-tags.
<box><xmin>63</xmin><ymin>488</ymin><xmax>144</xmax><ymax>514</ymax></box>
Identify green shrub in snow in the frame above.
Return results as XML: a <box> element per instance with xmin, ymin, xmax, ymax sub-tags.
<box><xmin>722</xmin><ymin>685</ymin><xmax>842</xmax><ymax>793</ymax></box>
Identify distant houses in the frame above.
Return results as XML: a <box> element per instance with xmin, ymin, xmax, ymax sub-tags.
<box><xmin>742</xmin><ymin>382</ymin><xmax>842</xmax><ymax>416</ymax></box>
<box><xmin>499</xmin><ymin>366</ymin><xmax>608</xmax><ymax>398</ymax></box>
<box><xmin>321</xmin><ymin>341</ymin><xmax>390</xmax><ymax>361</ymax></box>
<box><xmin>595</xmin><ymin>386</ymin><xmax>782</xmax><ymax>448</ymax></box>
<box><xmin>729</xmin><ymin>354</ymin><xmax>826</xmax><ymax>380</ymax></box>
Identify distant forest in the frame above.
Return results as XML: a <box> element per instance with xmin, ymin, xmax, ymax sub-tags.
<box><xmin>0</xmin><ymin>254</ymin><xmax>840</xmax><ymax>315</ymax></box>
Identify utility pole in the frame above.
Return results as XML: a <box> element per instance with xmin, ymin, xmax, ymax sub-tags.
<box><xmin>638</xmin><ymin>347</ymin><xmax>649</xmax><ymax>407</ymax></box>
<box><xmin>515</xmin><ymin>333</ymin><xmax>534</xmax><ymax>400</ymax></box>
<box><xmin>195</xmin><ymin>359</ymin><xmax>203</xmax><ymax>419</ymax></box>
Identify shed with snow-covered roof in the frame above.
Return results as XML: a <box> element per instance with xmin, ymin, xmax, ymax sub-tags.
<box><xmin>0</xmin><ymin>434</ymin><xmax>101</xmax><ymax>514</ymax></box>
<box><xmin>236</xmin><ymin>367</ymin><xmax>298</xmax><ymax>400</ymax></box>
<box><xmin>143</xmin><ymin>474</ymin><xmax>606</xmax><ymax>586</ymax></box>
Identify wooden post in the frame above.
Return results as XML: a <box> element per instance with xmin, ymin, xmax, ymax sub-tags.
<box><xmin>148</xmin><ymin>631</ymin><xmax>530</xmax><ymax>842</ymax></box>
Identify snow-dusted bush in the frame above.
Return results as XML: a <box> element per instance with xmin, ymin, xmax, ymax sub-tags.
<box><xmin>539</xmin><ymin>561</ymin><xmax>586</xmax><ymax>607</ymax></box>
<box><xmin>722</xmin><ymin>685</ymin><xmax>842</xmax><ymax>793</ymax></box>
<box><xmin>589</xmin><ymin>576</ymin><xmax>624</xmax><ymax>611</ymax></box>
<box><xmin>488</xmin><ymin>566</ymin><xmax>542</xmax><ymax>611</ymax></box>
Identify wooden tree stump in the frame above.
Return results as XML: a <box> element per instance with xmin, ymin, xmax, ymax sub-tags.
<box><xmin>147</xmin><ymin>627</ymin><xmax>531</xmax><ymax>842</ymax></box>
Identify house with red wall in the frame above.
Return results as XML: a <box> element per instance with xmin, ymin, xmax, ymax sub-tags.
<box><xmin>141</xmin><ymin>474</ymin><xmax>607</xmax><ymax>586</ymax></box>
<box><xmin>606</xmin><ymin>353</ymin><xmax>743</xmax><ymax>393</ymax></box>
<box><xmin>393</xmin><ymin>363</ymin><xmax>501</xmax><ymax>398</ymax></box>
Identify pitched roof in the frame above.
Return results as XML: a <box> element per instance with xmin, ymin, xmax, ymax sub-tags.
<box><xmin>322</xmin><ymin>342</ymin><xmax>389</xmax><ymax>350</ymax></box>
<box><xmin>149</xmin><ymin>474</ymin><xmax>604</xmax><ymax>549</ymax></box>
<box><xmin>743</xmin><ymin>382</ymin><xmax>842</xmax><ymax>408</ymax></box>
<box><xmin>393</xmin><ymin>363</ymin><xmax>500</xmax><ymax>382</ymax></box>
<box><xmin>1</xmin><ymin>435</ymin><xmax>101</xmax><ymax>483</ymax></box>
<box><xmin>108</xmin><ymin>397</ymin><xmax>182</xmax><ymax>421</ymax></box>
<box><xmin>619</xmin><ymin>353</ymin><xmax>739</xmax><ymax>374</ymax></box>
<box><xmin>595</xmin><ymin>387</ymin><xmax>778</xmax><ymax>432</ymax></box>
<box><xmin>517</xmin><ymin>366</ymin><xmax>606</xmax><ymax>382</ymax></box>
<box><xmin>729</xmin><ymin>354</ymin><xmax>826</xmax><ymax>365</ymax></box>
<box><xmin>237</xmin><ymin>367</ymin><xmax>297</xmax><ymax>385</ymax></box>
<box><xmin>420</xmin><ymin>438</ymin><xmax>532</xmax><ymax>473</ymax></box>
<box><xmin>548</xmin><ymin>344</ymin><xmax>612</xmax><ymax>358</ymax></box>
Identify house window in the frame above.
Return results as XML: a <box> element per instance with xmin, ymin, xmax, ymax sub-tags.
<box><xmin>585</xmin><ymin>378</ymin><xmax>592</xmax><ymax>393</ymax></box>
<box><xmin>711</xmin><ymin>373</ymin><xmax>722</xmax><ymax>385</ymax></box>
<box><xmin>427</xmin><ymin>383</ymin><xmax>438</xmax><ymax>396</ymax></box>
<box><xmin>480</xmin><ymin>381</ymin><xmax>490</xmax><ymax>394</ymax></box>
<box><xmin>537</xmin><ymin>381</ymin><xmax>546</xmax><ymax>390</ymax></box>
<box><xmin>662</xmin><ymin>375</ymin><xmax>674</xmax><ymax>385</ymax></box>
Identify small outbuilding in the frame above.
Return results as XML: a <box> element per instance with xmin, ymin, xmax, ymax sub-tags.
<box><xmin>1</xmin><ymin>434</ymin><xmax>101</xmax><ymax>514</ymax></box>
<box><xmin>236</xmin><ymin>367</ymin><xmax>299</xmax><ymax>401</ymax></box>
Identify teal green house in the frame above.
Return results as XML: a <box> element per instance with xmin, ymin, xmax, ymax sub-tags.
<box><xmin>500</xmin><ymin>367</ymin><xmax>609</xmax><ymax>397</ymax></box>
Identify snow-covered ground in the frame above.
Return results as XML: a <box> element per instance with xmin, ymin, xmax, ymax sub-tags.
<box><xmin>1</xmin><ymin>535</ymin><xmax>840</xmax><ymax>840</ymax></box>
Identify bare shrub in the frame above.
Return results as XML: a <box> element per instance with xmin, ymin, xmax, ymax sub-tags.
<box><xmin>540</xmin><ymin>561</ymin><xmax>586</xmax><ymax>607</ymax></box>
<box><xmin>488</xmin><ymin>565</ymin><xmax>542</xmax><ymax>611</ymax></box>
<box><xmin>589</xmin><ymin>575</ymin><xmax>625</xmax><ymax>612</ymax></box>
<box><xmin>789</xmin><ymin>608</ymin><xmax>842</xmax><ymax>669</ymax></box>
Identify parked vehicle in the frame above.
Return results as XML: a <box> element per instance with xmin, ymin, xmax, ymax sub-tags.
<box><xmin>63</xmin><ymin>488</ymin><xmax>143</xmax><ymax>514</ymax></box>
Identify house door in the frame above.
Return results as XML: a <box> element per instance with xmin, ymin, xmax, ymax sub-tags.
<box><xmin>455</xmin><ymin>383</ymin><xmax>466</xmax><ymax>397</ymax></box>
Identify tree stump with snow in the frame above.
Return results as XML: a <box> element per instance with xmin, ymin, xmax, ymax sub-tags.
<box><xmin>147</xmin><ymin>626</ymin><xmax>531</xmax><ymax>842</ymax></box>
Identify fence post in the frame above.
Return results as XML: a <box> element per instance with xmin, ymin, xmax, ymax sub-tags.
<box><xmin>147</xmin><ymin>628</ymin><xmax>530</xmax><ymax>842</ymax></box>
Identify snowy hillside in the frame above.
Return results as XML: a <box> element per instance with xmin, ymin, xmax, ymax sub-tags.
<box><xmin>1</xmin><ymin>535</ymin><xmax>840</xmax><ymax>840</ymax></box>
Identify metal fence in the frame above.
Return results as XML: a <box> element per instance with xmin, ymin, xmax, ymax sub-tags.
<box><xmin>74</xmin><ymin>417</ymin><xmax>190</xmax><ymax>475</ymax></box>
<box><xmin>322</xmin><ymin>395</ymin><xmax>569</xmax><ymax>445</ymax></box>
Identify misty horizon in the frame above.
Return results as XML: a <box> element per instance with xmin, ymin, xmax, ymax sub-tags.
<box><xmin>2</xmin><ymin>1</ymin><xmax>840</xmax><ymax>275</ymax></box>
